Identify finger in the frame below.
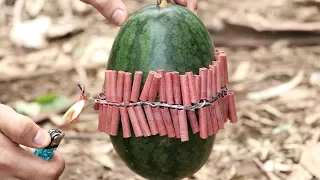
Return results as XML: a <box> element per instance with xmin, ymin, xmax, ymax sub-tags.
<box><xmin>18</xmin><ymin>151</ymin><xmax>65</xmax><ymax>180</ymax></box>
<box><xmin>0</xmin><ymin>137</ymin><xmax>16</xmax><ymax>179</ymax></box>
<box><xmin>0</xmin><ymin>104</ymin><xmax>51</xmax><ymax>148</ymax></box>
<box><xmin>81</xmin><ymin>0</ymin><xmax>129</xmax><ymax>26</ymax></box>
<box><xmin>173</xmin><ymin>0</ymin><xmax>187</xmax><ymax>7</ymax></box>
<box><xmin>0</xmin><ymin>132</ymin><xmax>65</xmax><ymax>180</ymax></box>
<box><xmin>18</xmin><ymin>149</ymin><xmax>65</xmax><ymax>178</ymax></box>
<box><xmin>186</xmin><ymin>0</ymin><xmax>197</xmax><ymax>12</ymax></box>
<box><xmin>45</xmin><ymin>151</ymin><xmax>66</xmax><ymax>179</ymax></box>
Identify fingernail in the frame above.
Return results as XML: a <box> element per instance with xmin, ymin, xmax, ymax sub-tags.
<box><xmin>34</xmin><ymin>129</ymin><xmax>49</xmax><ymax>146</ymax></box>
<box><xmin>112</xmin><ymin>9</ymin><xmax>126</xmax><ymax>26</ymax></box>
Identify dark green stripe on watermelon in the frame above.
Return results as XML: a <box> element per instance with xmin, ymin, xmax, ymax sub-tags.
<box><xmin>106</xmin><ymin>3</ymin><xmax>216</xmax><ymax>180</ymax></box>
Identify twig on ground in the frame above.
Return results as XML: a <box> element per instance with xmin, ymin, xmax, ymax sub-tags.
<box><xmin>252</xmin><ymin>157</ymin><xmax>282</xmax><ymax>180</ymax></box>
<box><xmin>247</xmin><ymin>70</ymin><xmax>304</xmax><ymax>100</ymax></box>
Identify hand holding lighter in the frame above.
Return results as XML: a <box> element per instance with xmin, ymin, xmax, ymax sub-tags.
<box><xmin>34</xmin><ymin>129</ymin><xmax>65</xmax><ymax>161</ymax></box>
<box><xmin>33</xmin><ymin>83</ymin><xmax>87</xmax><ymax>161</ymax></box>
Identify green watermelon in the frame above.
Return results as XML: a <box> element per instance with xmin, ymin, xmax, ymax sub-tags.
<box><xmin>107</xmin><ymin>2</ymin><xmax>216</xmax><ymax>180</ymax></box>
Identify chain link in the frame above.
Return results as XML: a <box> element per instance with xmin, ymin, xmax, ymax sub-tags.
<box><xmin>88</xmin><ymin>87</ymin><xmax>230</xmax><ymax>111</ymax></box>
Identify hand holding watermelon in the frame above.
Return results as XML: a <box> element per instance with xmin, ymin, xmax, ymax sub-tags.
<box><xmin>80</xmin><ymin>0</ymin><xmax>198</xmax><ymax>26</ymax></box>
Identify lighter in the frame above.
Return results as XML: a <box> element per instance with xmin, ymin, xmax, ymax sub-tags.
<box><xmin>34</xmin><ymin>129</ymin><xmax>65</xmax><ymax>161</ymax></box>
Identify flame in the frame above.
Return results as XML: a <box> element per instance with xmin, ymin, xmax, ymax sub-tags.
<box><xmin>62</xmin><ymin>99</ymin><xmax>86</xmax><ymax>124</ymax></box>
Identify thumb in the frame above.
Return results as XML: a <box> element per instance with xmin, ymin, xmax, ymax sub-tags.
<box><xmin>0</xmin><ymin>104</ymin><xmax>51</xmax><ymax>148</ymax></box>
<box><xmin>81</xmin><ymin>0</ymin><xmax>129</xmax><ymax>26</ymax></box>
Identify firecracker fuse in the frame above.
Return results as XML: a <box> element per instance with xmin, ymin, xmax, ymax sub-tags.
<box><xmin>34</xmin><ymin>129</ymin><xmax>65</xmax><ymax>161</ymax></box>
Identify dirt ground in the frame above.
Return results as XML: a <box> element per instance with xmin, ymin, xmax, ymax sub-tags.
<box><xmin>1</xmin><ymin>0</ymin><xmax>320</xmax><ymax>179</ymax></box>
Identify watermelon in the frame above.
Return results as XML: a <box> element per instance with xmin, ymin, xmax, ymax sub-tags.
<box><xmin>107</xmin><ymin>2</ymin><xmax>216</xmax><ymax>180</ymax></box>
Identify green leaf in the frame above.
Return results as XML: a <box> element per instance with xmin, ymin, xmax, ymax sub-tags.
<box><xmin>272</xmin><ymin>124</ymin><xmax>291</xmax><ymax>135</ymax></box>
<box><xmin>40</xmin><ymin>96</ymin><xmax>70</xmax><ymax>111</ymax></box>
<box><xmin>34</xmin><ymin>93</ymin><xmax>58</xmax><ymax>104</ymax></box>
<box><xmin>15</xmin><ymin>96</ymin><xmax>71</xmax><ymax>118</ymax></box>
<box><xmin>15</xmin><ymin>101</ymin><xmax>41</xmax><ymax>117</ymax></box>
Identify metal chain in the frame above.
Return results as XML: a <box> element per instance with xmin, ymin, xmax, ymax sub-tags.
<box><xmin>88</xmin><ymin>87</ymin><xmax>230</xmax><ymax>111</ymax></box>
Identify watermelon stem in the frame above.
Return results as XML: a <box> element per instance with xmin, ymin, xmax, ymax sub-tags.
<box><xmin>157</xmin><ymin>0</ymin><xmax>167</xmax><ymax>8</ymax></box>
